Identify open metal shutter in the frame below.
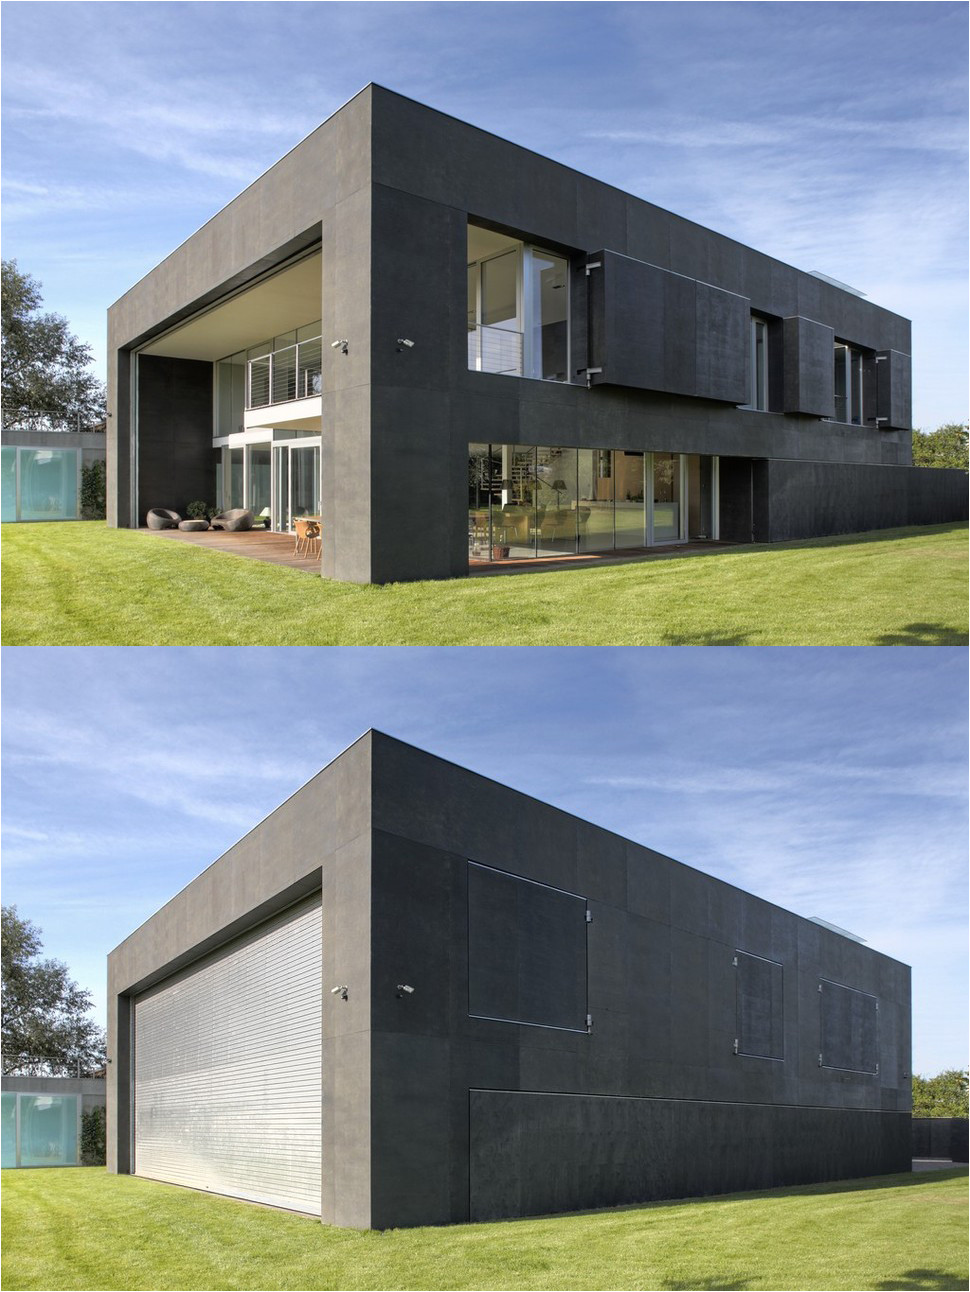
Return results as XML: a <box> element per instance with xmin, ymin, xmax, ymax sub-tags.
<box><xmin>133</xmin><ymin>894</ymin><xmax>322</xmax><ymax>1213</ymax></box>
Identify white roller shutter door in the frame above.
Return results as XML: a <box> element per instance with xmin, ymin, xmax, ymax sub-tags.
<box><xmin>133</xmin><ymin>894</ymin><xmax>322</xmax><ymax>1213</ymax></box>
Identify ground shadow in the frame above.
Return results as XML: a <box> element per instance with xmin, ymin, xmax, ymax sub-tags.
<box><xmin>876</xmin><ymin>622</ymin><xmax>968</xmax><ymax>645</ymax></box>
<box><xmin>877</xmin><ymin>1271</ymin><xmax>969</xmax><ymax>1291</ymax></box>
<box><xmin>484</xmin><ymin>1166</ymin><xmax>968</xmax><ymax>1226</ymax></box>
<box><xmin>661</xmin><ymin>630</ymin><xmax>753</xmax><ymax>645</ymax></box>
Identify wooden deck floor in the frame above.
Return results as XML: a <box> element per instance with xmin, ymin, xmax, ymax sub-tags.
<box><xmin>142</xmin><ymin>527</ymin><xmax>320</xmax><ymax>572</ymax></box>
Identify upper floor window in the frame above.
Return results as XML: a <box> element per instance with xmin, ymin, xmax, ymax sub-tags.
<box><xmin>834</xmin><ymin>342</ymin><xmax>864</xmax><ymax>424</ymax></box>
<box><xmin>467</xmin><ymin>224</ymin><xmax>569</xmax><ymax>382</ymax></box>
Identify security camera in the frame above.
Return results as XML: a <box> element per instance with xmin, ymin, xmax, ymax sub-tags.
<box><xmin>330</xmin><ymin>985</ymin><xmax>349</xmax><ymax>1000</ymax></box>
<box><xmin>331</xmin><ymin>339</ymin><xmax>349</xmax><ymax>354</ymax></box>
<box><xmin>395</xmin><ymin>984</ymin><xmax>415</xmax><ymax>997</ymax></box>
<box><xmin>396</xmin><ymin>338</ymin><xmax>415</xmax><ymax>348</ymax></box>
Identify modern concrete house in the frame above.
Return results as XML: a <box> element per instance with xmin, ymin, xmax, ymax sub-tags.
<box><xmin>107</xmin><ymin>731</ymin><xmax>912</xmax><ymax>1229</ymax></box>
<box><xmin>106</xmin><ymin>85</ymin><xmax>965</xmax><ymax>584</ymax></box>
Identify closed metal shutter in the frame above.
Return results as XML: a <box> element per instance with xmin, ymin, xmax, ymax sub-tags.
<box><xmin>133</xmin><ymin>895</ymin><xmax>322</xmax><ymax>1213</ymax></box>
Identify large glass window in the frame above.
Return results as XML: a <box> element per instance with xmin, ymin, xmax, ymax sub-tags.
<box><xmin>10</xmin><ymin>1094</ymin><xmax>79</xmax><ymax>1167</ymax></box>
<box><xmin>468</xmin><ymin>445</ymin><xmax>716</xmax><ymax>562</ymax></box>
<box><xmin>3</xmin><ymin>448</ymin><xmax>80</xmax><ymax>521</ymax></box>
<box><xmin>468</xmin><ymin>226</ymin><xmax>569</xmax><ymax>382</ymax></box>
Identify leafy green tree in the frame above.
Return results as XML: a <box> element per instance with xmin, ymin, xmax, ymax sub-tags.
<box><xmin>1</xmin><ymin>260</ymin><xmax>106</xmax><ymax>433</ymax></box>
<box><xmin>80</xmin><ymin>1106</ymin><xmax>106</xmax><ymax>1166</ymax></box>
<box><xmin>1</xmin><ymin>905</ymin><xmax>106</xmax><ymax>1076</ymax></box>
<box><xmin>911</xmin><ymin>422</ymin><xmax>969</xmax><ymax>470</ymax></box>
<box><xmin>80</xmin><ymin>460</ymin><xmax>106</xmax><ymax>520</ymax></box>
<box><xmin>912</xmin><ymin>1068</ymin><xmax>969</xmax><ymax>1117</ymax></box>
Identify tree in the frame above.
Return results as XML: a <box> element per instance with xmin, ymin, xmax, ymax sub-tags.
<box><xmin>1</xmin><ymin>905</ymin><xmax>106</xmax><ymax>1076</ymax></box>
<box><xmin>911</xmin><ymin>422</ymin><xmax>969</xmax><ymax>471</ymax></box>
<box><xmin>1</xmin><ymin>260</ymin><xmax>106</xmax><ymax>433</ymax></box>
<box><xmin>912</xmin><ymin>1068</ymin><xmax>969</xmax><ymax>1118</ymax></box>
<box><xmin>80</xmin><ymin>459</ymin><xmax>106</xmax><ymax>520</ymax></box>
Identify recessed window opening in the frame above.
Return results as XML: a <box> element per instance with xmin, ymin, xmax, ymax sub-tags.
<box><xmin>833</xmin><ymin>342</ymin><xmax>864</xmax><ymax>425</ymax></box>
<box><xmin>467</xmin><ymin>224</ymin><xmax>569</xmax><ymax>382</ymax></box>
<box><xmin>750</xmin><ymin>317</ymin><xmax>768</xmax><ymax>411</ymax></box>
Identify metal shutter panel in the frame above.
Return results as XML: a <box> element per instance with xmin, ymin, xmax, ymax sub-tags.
<box><xmin>133</xmin><ymin>895</ymin><xmax>322</xmax><ymax>1213</ymax></box>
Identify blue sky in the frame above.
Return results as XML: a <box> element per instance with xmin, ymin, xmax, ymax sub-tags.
<box><xmin>1</xmin><ymin>647</ymin><xmax>966</xmax><ymax>1074</ymax></box>
<box><xmin>1</xmin><ymin>0</ymin><xmax>967</xmax><ymax>428</ymax></box>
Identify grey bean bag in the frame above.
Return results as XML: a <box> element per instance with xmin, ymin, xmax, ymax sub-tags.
<box><xmin>147</xmin><ymin>508</ymin><xmax>181</xmax><ymax>530</ymax></box>
<box><xmin>210</xmin><ymin>509</ymin><xmax>254</xmax><ymax>532</ymax></box>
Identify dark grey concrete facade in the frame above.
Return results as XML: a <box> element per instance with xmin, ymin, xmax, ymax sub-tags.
<box><xmin>108</xmin><ymin>732</ymin><xmax>912</xmax><ymax>1229</ymax></box>
<box><xmin>106</xmin><ymin>85</ymin><xmax>966</xmax><ymax>584</ymax></box>
<box><xmin>911</xmin><ymin>1118</ymin><xmax>968</xmax><ymax>1162</ymax></box>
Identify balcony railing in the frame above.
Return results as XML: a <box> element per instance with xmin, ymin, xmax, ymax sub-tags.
<box><xmin>468</xmin><ymin>324</ymin><xmax>523</xmax><ymax>376</ymax></box>
<box><xmin>247</xmin><ymin>337</ymin><xmax>322</xmax><ymax>410</ymax></box>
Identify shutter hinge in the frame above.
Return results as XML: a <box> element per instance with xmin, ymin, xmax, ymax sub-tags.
<box><xmin>818</xmin><ymin>983</ymin><xmax>823</xmax><ymax>992</ymax></box>
<box><xmin>586</xmin><ymin>1014</ymin><xmax>593</xmax><ymax>1033</ymax></box>
<box><xmin>875</xmin><ymin>1002</ymin><xmax>879</xmax><ymax>1011</ymax></box>
<box><xmin>733</xmin><ymin>1038</ymin><xmax>739</xmax><ymax>1054</ymax></box>
<box><xmin>818</xmin><ymin>1053</ymin><xmax>824</xmax><ymax>1066</ymax></box>
<box><xmin>732</xmin><ymin>955</ymin><xmax>738</xmax><ymax>967</ymax></box>
<box><xmin>875</xmin><ymin>1062</ymin><xmax>880</xmax><ymax>1075</ymax></box>
<box><xmin>586</xmin><ymin>909</ymin><xmax>593</xmax><ymax>923</ymax></box>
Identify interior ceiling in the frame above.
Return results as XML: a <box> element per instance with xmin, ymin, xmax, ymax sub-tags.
<box><xmin>140</xmin><ymin>253</ymin><xmax>322</xmax><ymax>361</ymax></box>
<box><xmin>467</xmin><ymin>224</ymin><xmax>521</xmax><ymax>262</ymax></box>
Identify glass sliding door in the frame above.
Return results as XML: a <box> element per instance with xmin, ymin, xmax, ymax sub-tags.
<box><xmin>578</xmin><ymin>448</ymin><xmax>613</xmax><ymax>552</ymax></box>
<box><xmin>614</xmin><ymin>452</ymin><xmax>646</xmax><ymax>549</ymax></box>
<box><xmin>248</xmin><ymin>446</ymin><xmax>271</xmax><ymax>525</ymax></box>
<box><xmin>535</xmin><ymin>447</ymin><xmax>577</xmax><ymax>555</ymax></box>
<box><xmin>272</xmin><ymin>440</ymin><xmax>321</xmax><ymax>533</ymax></box>
<box><xmin>650</xmin><ymin>452</ymin><xmax>683</xmax><ymax>543</ymax></box>
<box><xmin>290</xmin><ymin>444</ymin><xmax>320</xmax><ymax>521</ymax></box>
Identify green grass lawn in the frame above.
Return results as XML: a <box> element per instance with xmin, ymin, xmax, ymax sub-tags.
<box><xmin>1</xmin><ymin>521</ymin><xmax>967</xmax><ymax>646</ymax></box>
<box><xmin>1</xmin><ymin>1167</ymin><xmax>966</xmax><ymax>1291</ymax></box>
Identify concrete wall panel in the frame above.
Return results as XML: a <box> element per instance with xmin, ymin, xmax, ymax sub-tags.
<box><xmin>469</xmin><ymin>1090</ymin><xmax>911</xmax><ymax>1221</ymax></box>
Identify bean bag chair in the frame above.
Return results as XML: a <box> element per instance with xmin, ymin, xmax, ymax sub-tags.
<box><xmin>210</xmin><ymin>509</ymin><xmax>254</xmax><ymax>532</ymax></box>
<box><xmin>147</xmin><ymin>508</ymin><xmax>181</xmax><ymax>530</ymax></box>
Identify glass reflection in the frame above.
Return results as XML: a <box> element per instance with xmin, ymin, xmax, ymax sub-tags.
<box><xmin>536</xmin><ymin>447</ymin><xmax>577</xmax><ymax>555</ymax></box>
<box><xmin>614</xmin><ymin>452</ymin><xmax>646</xmax><ymax>549</ymax></box>
<box><xmin>652</xmin><ymin>452</ymin><xmax>681</xmax><ymax>542</ymax></box>
<box><xmin>579</xmin><ymin>449</ymin><xmax>613</xmax><ymax>552</ymax></box>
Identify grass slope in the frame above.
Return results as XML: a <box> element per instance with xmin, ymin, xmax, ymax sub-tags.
<box><xmin>1</xmin><ymin>1167</ymin><xmax>967</xmax><ymax>1291</ymax></box>
<box><xmin>1</xmin><ymin>521</ymin><xmax>966</xmax><ymax>646</ymax></box>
